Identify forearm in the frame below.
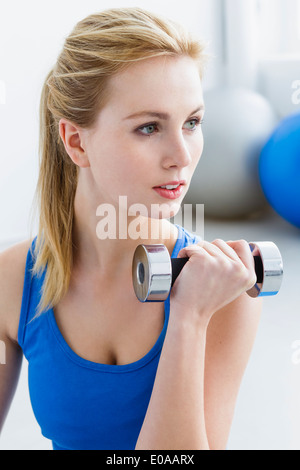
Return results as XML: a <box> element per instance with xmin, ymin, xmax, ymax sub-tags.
<box><xmin>135</xmin><ymin>308</ymin><xmax>210</xmax><ymax>450</ymax></box>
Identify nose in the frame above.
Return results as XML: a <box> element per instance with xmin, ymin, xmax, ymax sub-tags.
<box><xmin>161</xmin><ymin>132</ymin><xmax>192</xmax><ymax>169</ymax></box>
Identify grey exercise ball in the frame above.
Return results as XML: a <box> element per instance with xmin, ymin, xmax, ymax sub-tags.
<box><xmin>184</xmin><ymin>87</ymin><xmax>278</xmax><ymax>219</ymax></box>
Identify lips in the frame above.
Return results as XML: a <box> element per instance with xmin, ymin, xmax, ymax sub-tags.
<box><xmin>154</xmin><ymin>180</ymin><xmax>187</xmax><ymax>189</ymax></box>
<box><xmin>153</xmin><ymin>184</ymin><xmax>185</xmax><ymax>200</ymax></box>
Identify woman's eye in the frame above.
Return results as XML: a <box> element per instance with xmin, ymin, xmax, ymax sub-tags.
<box><xmin>183</xmin><ymin>119</ymin><xmax>201</xmax><ymax>131</ymax></box>
<box><xmin>138</xmin><ymin>123</ymin><xmax>158</xmax><ymax>135</ymax></box>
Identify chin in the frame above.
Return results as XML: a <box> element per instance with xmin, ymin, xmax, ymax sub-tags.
<box><xmin>149</xmin><ymin>202</ymin><xmax>182</xmax><ymax>220</ymax></box>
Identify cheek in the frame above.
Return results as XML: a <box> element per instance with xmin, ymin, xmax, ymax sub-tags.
<box><xmin>191</xmin><ymin>132</ymin><xmax>204</xmax><ymax>168</ymax></box>
<box><xmin>87</xmin><ymin>137</ymin><xmax>128</xmax><ymax>181</ymax></box>
<box><xmin>112</xmin><ymin>154</ymin><xmax>145</xmax><ymax>194</ymax></box>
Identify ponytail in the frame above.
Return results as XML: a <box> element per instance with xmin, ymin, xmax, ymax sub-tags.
<box><xmin>32</xmin><ymin>70</ymin><xmax>78</xmax><ymax>316</ymax></box>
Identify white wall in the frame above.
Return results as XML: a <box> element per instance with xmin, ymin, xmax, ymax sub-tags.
<box><xmin>0</xmin><ymin>0</ymin><xmax>222</xmax><ymax>247</ymax></box>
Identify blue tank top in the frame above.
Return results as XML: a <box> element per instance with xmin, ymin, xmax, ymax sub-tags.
<box><xmin>18</xmin><ymin>225</ymin><xmax>201</xmax><ymax>450</ymax></box>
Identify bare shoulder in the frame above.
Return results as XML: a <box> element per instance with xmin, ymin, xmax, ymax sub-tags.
<box><xmin>0</xmin><ymin>239</ymin><xmax>33</xmax><ymax>343</ymax></box>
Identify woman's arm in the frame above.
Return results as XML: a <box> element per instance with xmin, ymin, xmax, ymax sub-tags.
<box><xmin>136</xmin><ymin>308</ymin><xmax>210</xmax><ymax>450</ymax></box>
<box><xmin>0</xmin><ymin>242</ymin><xmax>29</xmax><ymax>433</ymax></box>
<box><xmin>204</xmin><ymin>293</ymin><xmax>261</xmax><ymax>450</ymax></box>
<box><xmin>135</xmin><ymin>240</ymin><xmax>260</xmax><ymax>450</ymax></box>
<box><xmin>0</xmin><ymin>334</ymin><xmax>23</xmax><ymax>433</ymax></box>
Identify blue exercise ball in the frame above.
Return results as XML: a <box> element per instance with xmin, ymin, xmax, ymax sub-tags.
<box><xmin>259</xmin><ymin>112</ymin><xmax>300</xmax><ymax>228</ymax></box>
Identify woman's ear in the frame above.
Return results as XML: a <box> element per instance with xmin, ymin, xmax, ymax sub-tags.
<box><xmin>59</xmin><ymin>119</ymin><xmax>90</xmax><ymax>168</ymax></box>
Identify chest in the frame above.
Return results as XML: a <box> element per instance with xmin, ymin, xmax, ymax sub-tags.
<box><xmin>53</xmin><ymin>281</ymin><xmax>166</xmax><ymax>366</ymax></box>
<box><xmin>28</xmin><ymin>307</ymin><xmax>162</xmax><ymax>450</ymax></box>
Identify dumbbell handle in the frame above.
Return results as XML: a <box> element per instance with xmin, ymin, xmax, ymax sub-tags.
<box><xmin>171</xmin><ymin>256</ymin><xmax>263</xmax><ymax>287</ymax></box>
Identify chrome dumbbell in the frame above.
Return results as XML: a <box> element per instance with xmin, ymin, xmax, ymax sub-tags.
<box><xmin>132</xmin><ymin>241</ymin><xmax>283</xmax><ymax>303</ymax></box>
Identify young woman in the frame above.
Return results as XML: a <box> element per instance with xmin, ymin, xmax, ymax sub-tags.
<box><xmin>0</xmin><ymin>8</ymin><xmax>261</xmax><ymax>450</ymax></box>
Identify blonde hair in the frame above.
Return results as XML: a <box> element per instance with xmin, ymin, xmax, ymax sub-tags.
<box><xmin>31</xmin><ymin>7</ymin><xmax>207</xmax><ymax>316</ymax></box>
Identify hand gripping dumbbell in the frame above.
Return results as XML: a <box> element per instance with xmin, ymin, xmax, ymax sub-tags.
<box><xmin>132</xmin><ymin>241</ymin><xmax>283</xmax><ymax>302</ymax></box>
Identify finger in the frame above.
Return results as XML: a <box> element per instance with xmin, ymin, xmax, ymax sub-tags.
<box><xmin>212</xmin><ymin>239</ymin><xmax>241</xmax><ymax>261</ymax></box>
<box><xmin>199</xmin><ymin>240</ymin><xmax>230</xmax><ymax>258</ymax></box>
<box><xmin>177</xmin><ymin>243</ymin><xmax>205</xmax><ymax>259</ymax></box>
<box><xmin>178</xmin><ymin>240</ymin><xmax>227</xmax><ymax>260</ymax></box>
<box><xmin>226</xmin><ymin>240</ymin><xmax>255</xmax><ymax>271</ymax></box>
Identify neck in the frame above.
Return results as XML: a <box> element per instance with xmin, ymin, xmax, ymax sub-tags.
<box><xmin>72</xmin><ymin>175</ymin><xmax>178</xmax><ymax>277</ymax></box>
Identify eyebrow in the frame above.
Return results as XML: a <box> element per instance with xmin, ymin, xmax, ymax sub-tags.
<box><xmin>124</xmin><ymin>106</ymin><xmax>205</xmax><ymax>121</ymax></box>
